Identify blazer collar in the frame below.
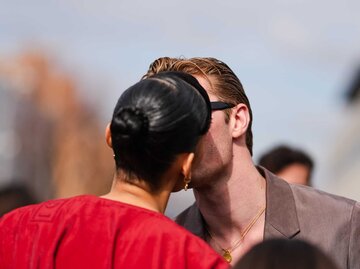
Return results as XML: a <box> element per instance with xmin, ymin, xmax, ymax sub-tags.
<box><xmin>177</xmin><ymin>202</ymin><xmax>207</xmax><ymax>240</ymax></box>
<box><xmin>177</xmin><ymin>167</ymin><xmax>300</xmax><ymax>240</ymax></box>
<box><xmin>260</xmin><ymin>167</ymin><xmax>300</xmax><ymax>239</ymax></box>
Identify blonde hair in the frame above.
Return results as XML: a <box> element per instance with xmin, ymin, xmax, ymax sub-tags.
<box><xmin>143</xmin><ymin>57</ymin><xmax>254</xmax><ymax>155</ymax></box>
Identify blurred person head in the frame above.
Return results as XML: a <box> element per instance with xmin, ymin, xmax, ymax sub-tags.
<box><xmin>233</xmin><ymin>239</ymin><xmax>339</xmax><ymax>269</ymax></box>
<box><xmin>106</xmin><ymin>71</ymin><xmax>211</xmax><ymax>194</ymax></box>
<box><xmin>0</xmin><ymin>184</ymin><xmax>37</xmax><ymax>216</ymax></box>
<box><xmin>258</xmin><ymin>145</ymin><xmax>314</xmax><ymax>186</ymax></box>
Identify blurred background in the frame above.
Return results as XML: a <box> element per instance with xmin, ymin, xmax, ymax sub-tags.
<box><xmin>0</xmin><ymin>0</ymin><xmax>359</xmax><ymax>218</ymax></box>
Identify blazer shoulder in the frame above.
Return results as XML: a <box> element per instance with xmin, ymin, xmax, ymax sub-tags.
<box><xmin>290</xmin><ymin>184</ymin><xmax>357</xmax><ymax>214</ymax></box>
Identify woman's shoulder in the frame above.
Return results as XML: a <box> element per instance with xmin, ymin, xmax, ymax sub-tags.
<box><xmin>0</xmin><ymin>195</ymin><xmax>111</xmax><ymax>224</ymax></box>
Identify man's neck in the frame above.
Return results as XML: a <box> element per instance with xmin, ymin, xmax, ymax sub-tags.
<box><xmin>193</xmin><ymin>161</ymin><xmax>267</xmax><ymax>265</ymax></box>
<box><xmin>195</xmin><ymin>165</ymin><xmax>265</xmax><ymax>228</ymax></box>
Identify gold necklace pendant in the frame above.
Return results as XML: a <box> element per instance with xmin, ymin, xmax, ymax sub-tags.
<box><xmin>206</xmin><ymin>205</ymin><xmax>266</xmax><ymax>264</ymax></box>
<box><xmin>222</xmin><ymin>249</ymin><xmax>232</xmax><ymax>263</ymax></box>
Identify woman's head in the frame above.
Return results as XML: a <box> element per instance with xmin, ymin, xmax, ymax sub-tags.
<box><xmin>234</xmin><ymin>239</ymin><xmax>339</xmax><ymax>269</ymax></box>
<box><xmin>108</xmin><ymin>72</ymin><xmax>211</xmax><ymax>192</ymax></box>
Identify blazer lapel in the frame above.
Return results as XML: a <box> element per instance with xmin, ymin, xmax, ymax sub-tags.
<box><xmin>260</xmin><ymin>167</ymin><xmax>300</xmax><ymax>239</ymax></box>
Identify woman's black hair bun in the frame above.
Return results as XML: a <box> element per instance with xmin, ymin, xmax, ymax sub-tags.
<box><xmin>112</xmin><ymin>106</ymin><xmax>149</xmax><ymax>142</ymax></box>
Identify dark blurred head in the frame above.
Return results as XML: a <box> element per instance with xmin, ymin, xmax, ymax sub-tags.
<box><xmin>258</xmin><ymin>145</ymin><xmax>314</xmax><ymax>186</ymax></box>
<box><xmin>109</xmin><ymin>71</ymin><xmax>211</xmax><ymax>191</ymax></box>
<box><xmin>234</xmin><ymin>239</ymin><xmax>339</xmax><ymax>269</ymax></box>
<box><xmin>0</xmin><ymin>184</ymin><xmax>37</xmax><ymax>216</ymax></box>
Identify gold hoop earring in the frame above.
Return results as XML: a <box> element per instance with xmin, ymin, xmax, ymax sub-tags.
<box><xmin>184</xmin><ymin>177</ymin><xmax>191</xmax><ymax>191</ymax></box>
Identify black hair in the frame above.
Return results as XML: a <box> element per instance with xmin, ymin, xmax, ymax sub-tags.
<box><xmin>110</xmin><ymin>71</ymin><xmax>211</xmax><ymax>191</ymax></box>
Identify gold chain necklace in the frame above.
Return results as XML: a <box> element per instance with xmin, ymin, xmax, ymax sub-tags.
<box><xmin>206</xmin><ymin>205</ymin><xmax>266</xmax><ymax>263</ymax></box>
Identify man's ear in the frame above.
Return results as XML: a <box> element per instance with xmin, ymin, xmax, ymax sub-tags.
<box><xmin>231</xmin><ymin>103</ymin><xmax>250</xmax><ymax>138</ymax></box>
<box><xmin>105</xmin><ymin>123</ymin><xmax>113</xmax><ymax>148</ymax></box>
<box><xmin>181</xmin><ymin>153</ymin><xmax>195</xmax><ymax>179</ymax></box>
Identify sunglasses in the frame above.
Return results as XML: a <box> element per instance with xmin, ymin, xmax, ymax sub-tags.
<box><xmin>210</xmin><ymin>101</ymin><xmax>235</xmax><ymax>111</ymax></box>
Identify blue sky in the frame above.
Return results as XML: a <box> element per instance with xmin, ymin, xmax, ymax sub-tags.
<box><xmin>1</xmin><ymin>0</ymin><xmax>359</xmax><ymax>214</ymax></box>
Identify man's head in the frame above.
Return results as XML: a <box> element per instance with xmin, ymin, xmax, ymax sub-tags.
<box><xmin>258</xmin><ymin>145</ymin><xmax>314</xmax><ymax>186</ymax></box>
<box><xmin>143</xmin><ymin>57</ymin><xmax>253</xmax><ymax>156</ymax></box>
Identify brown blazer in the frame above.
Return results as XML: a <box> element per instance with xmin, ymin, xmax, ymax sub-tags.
<box><xmin>176</xmin><ymin>167</ymin><xmax>360</xmax><ymax>269</ymax></box>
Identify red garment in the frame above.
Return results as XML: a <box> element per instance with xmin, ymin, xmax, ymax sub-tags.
<box><xmin>0</xmin><ymin>195</ymin><xmax>228</xmax><ymax>269</ymax></box>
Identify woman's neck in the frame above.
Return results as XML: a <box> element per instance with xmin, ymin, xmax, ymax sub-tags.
<box><xmin>102</xmin><ymin>179</ymin><xmax>171</xmax><ymax>214</ymax></box>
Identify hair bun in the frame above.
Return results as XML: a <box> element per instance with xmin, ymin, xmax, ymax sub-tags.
<box><xmin>112</xmin><ymin>107</ymin><xmax>149</xmax><ymax>142</ymax></box>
